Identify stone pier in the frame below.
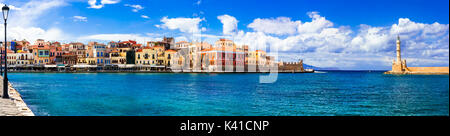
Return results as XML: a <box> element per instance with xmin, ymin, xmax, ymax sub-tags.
<box><xmin>0</xmin><ymin>76</ymin><xmax>34</xmax><ymax>116</ymax></box>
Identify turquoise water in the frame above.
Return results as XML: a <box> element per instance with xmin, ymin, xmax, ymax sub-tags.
<box><xmin>9</xmin><ymin>71</ymin><xmax>449</xmax><ymax>116</ymax></box>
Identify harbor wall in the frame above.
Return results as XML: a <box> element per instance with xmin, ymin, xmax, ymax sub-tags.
<box><xmin>0</xmin><ymin>76</ymin><xmax>34</xmax><ymax>116</ymax></box>
<box><xmin>406</xmin><ymin>67</ymin><xmax>449</xmax><ymax>73</ymax></box>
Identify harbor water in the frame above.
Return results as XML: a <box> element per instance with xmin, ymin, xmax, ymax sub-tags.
<box><xmin>9</xmin><ymin>71</ymin><xmax>449</xmax><ymax>116</ymax></box>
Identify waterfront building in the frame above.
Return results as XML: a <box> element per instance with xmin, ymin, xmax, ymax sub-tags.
<box><xmin>118</xmin><ymin>40</ymin><xmax>136</xmax><ymax>48</ymax></box>
<box><xmin>197</xmin><ymin>39</ymin><xmax>245</xmax><ymax>72</ymax></box>
<box><xmin>135</xmin><ymin>47</ymin><xmax>157</xmax><ymax>66</ymax></box>
<box><xmin>34</xmin><ymin>39</ymin><xmax>50</xmax><ymax>46</ymax></box>
<box><xmin>162</xmin><ymin>37</ymin><xmax>175</xmax><ymax>49</ymax></box>
<box><xmin>188</xmin><ymin>42</ymin><xmax>211</xmax><ymax>71</ymax></box>
<box><xmin>171</xmin><ymin>48</ymin><xmax>190</xmax><ymax>71</ymax></box>
<box><xmin>175</xmin><ymin>41</ymin><xmax>190</xmax><ymax>49</ymax></box>
<box><xmin>16</xmin><ymin>50</ymin><xmax>34</xmax><ymax>65</ymax></box>
<box><xmin>62</xmin><ymin>53</ymin><xmax>77</xmax><ymax>66</ymax></box>
<box><xmin>93</xmin><ymin>43</ymin><xmax>106</xmax><ymax>65</ymax></box>
<box><xmin>6</xmin><ymin>49</ymin><xmax>16</xmax><ymax>65</ymax></box>
<box><xmin>85</xmin><ymin>44</ymin><xmax>96</xmax><ymax>65</ymax></box>
<box><xmin>243</xmin><ymin>45</ymin><xmax>249</xmax><ymax>71</ymax></box>
<box><xmin>255</xmin><ymin>50</ymin><xmax>267</xmax><ymax>71</ymax></box>
<box><xmin>108</xmin><ymin>41</ymin><xmax>118</xmax><ymax>48</ymax></box>
<box><xmin>110</xmin><ymin>48</ymin><xmax>127</xmax><ymax>65</ymax></box>
<box><xmin>154</xmin><ymin>46</ymin><xmax>165</xmax><ymax>66</ymax></box>
<box><xmin>76</xmin><ymin>49</ymin><xmax>87</xmax><ymax>65</ymax></box>
<box><xmin>49</xmin><ymin>44</ymin><xmax>57</xmax><ymax>64</ymax></box>
<box><xmin>104</xmin><ymin>48</ymin><xmax>112</xmax><ymax>65</ymax></box>
<box><xmin>11</xmin><ymin>40</ymin><xmax>30</xmax><ymax>52</ymax></box>
<box><xmin>31</xmin><ymin>45</ymin><xmax>51</xmax><ymax>65</ymax></box>
<box><xmin>6</xmin><ymin>38</ymin><xmax>303</xmax><ymax>73</ymax></box>
<box><xmin>165</xmin><ymin>49</ymin><xmax>176</xmax><ymax>68</ymax></box>
<box><xmin>54</xmin><ymin>46</ymin><xmax>65</xmax><ymax>65</ymax></box>
<box><xmin>131</xmin><ymin>43</ymin><xmax>142</xmax><ymax>51</ymax></box>
<box><xmin>247</xmin><ymin>51</ymin><xmax>257</xmax><ymax>72</ymax></box>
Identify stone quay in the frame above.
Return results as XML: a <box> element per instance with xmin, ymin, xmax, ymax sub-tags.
<box><xmin>0</xmin><ymin>76</ymin><xmax>34</xmax><ymax>116</ymax></box>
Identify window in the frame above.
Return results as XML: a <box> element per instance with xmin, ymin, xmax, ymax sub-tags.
<box><xmin>45</xmin><ymin>51</ymin><xmax>49</xmax><ymax>55</ymax></box>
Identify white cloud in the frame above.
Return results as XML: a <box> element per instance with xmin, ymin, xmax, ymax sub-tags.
<box><xmin>297</xmin><ymin>11</ymin><xmax>333</xmax><ymax>34</ymax></box>
<box><xmin>230</xmin><ymin>12</ymin><xmax>448</xmax><ymax>69</ymax></box>
<box><xmin>6</xmin><ymin>27</ymin><xmax>68</xmax><ymax>42</ymax></box>
<box><xmin>217</xmin><ymin>14</ymin><xmax>238</xmax><ymax>35</ymax></box>
<box><xmin>3</xmin><ymin>0</ymin><xmax>69</xmax><ymax>43</ymax></box>
<box><xmin>10</xmin><ymin>0</ymin><xmax>66</xmax><ymax>27</ymax></box>
<box><xmin>157</xmin><ymin>16</ymin><xmax>205</xmax><ymax>33</ymax></box>
<box><xmin>141</xmin><ymin>15</ymin><xmax>149</xmax><ymax>19</ymax></box>
<box><xmin>124</xmin><ymin>4</ymin><xmax>143</xmax><ymax>12</ymax></box>
<box><xmin>88</xmin><ymin>0</ymin><xmax>120</xmax><ymax>9</ymax></box>
<box><xmin>195</xmin><ymin>0</ymin><xmax>201</xmax><ymax>5</ymax></box>
<box><xmin>78</xmin><ymin>33</ymin><xmax>161</xmax><ymax>44</ymax></box>
<box><xmin>248</xmin><ymin>17</ymin><xmax>300</xmax><ymax>35</ymax></box>
<box><xmin>73</xmin><ymin>16</ymin><xmax>88</xmax><ymax>22</ymax></box>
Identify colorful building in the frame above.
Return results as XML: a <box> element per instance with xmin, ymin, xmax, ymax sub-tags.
<box><xmin>31</xmin><ymin>45</ymin><xmax>51</xmax><ymax>65</ymax></box>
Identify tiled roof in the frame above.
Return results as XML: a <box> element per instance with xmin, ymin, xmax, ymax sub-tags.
<box><xmin>165</xmin><ymin>49</ymin><xmax>177</xmax><ymax>52</ymax></box>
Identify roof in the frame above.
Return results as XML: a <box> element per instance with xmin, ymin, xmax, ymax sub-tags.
<box><xmin>165</xmin><ymin>49</ymin><xmax>177</xmax><ymax>53</ymax></box>
<box><xmin>200</xmin><ymin>47</ymin><xmax>244</xmax><ymax>52</ymax></box>
<box><xmin>176</xmin><ymin>41</ymin><xmax>189</xmax><ymax>44</ymax></box>
<box><xmin>255</xmin><ymin>50</ymin><xmax>266</xmax><ymax>53</ymax></box>
<box><xmin>31</xmin><ymin>45</ymin><xmax>50</xmax><ymax>50</ymax></box>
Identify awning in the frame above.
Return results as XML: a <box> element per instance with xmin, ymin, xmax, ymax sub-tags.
<box><xmin>44</xmin><ymin>65</ymin><xmax>57</xmax><ymax>68</ymax></box>
<box><xmin>73</xmin><ymin>65</ymin><xmax>97</xmax><ymax>68</ymax></box>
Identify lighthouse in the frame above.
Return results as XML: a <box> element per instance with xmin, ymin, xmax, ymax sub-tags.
<box><xmin>391</xmin><ymin>35</ymin><xmax>406</xmax><ymax>72</ymax></box>
<box><xmin>385</xmin><ymin>35</ymin><xmax>449</xmax><ymax>74</ymax></box>
<box><xmin>396</xmin><ymin>35</ymin><xmax>401</xmax><ymax>63</ymax></box>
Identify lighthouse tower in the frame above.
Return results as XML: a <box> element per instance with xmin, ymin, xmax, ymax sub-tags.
<box><xmin>396</xmin><ymin>35</ymin><xmax>401</xmax><ymax>63</ymax></box>
<box><xmin>392</xmin><ymin>35</ymin><xmax>407</xmax><ymax>72</ymax></box>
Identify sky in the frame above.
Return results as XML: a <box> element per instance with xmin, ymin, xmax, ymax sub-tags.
<box><xmin>1</xmin><ymin>0</ymin><xmax>449</xmax><ymax>70</ymax></box>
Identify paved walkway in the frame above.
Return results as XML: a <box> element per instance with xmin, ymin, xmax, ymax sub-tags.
<box><xmin>0</xmin><ymin>76</ymin><xmax>34</xmax><ymax>116</ymax></box>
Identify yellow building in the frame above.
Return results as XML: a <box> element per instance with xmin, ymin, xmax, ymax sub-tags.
<box><xmin>31</xmin><ymin>45</ymin><xmax>51</xmax><ymax>65</ymax></box>
<box><xmin>153</xmin><ymin>46</ymin><xmax>165</xmax><ymax>66</ymax></box>
<box><xmin>175</xmin><ymin>41</ymin><xmax>190</xmax><ymax>49</ymax></box>
<box><xmin>165</xmin><ymin>50</ymin><xmax>177</xmax><ymax>67</ymax></box>
<box><xmin>255</xmin><ymin>50</ymin><xmax>267</xmax><ymax>66</ymax></box>
<box><xmin>135</xmin><ymin>47</ymin><xmax>157</xmax><ymax>65</ymax></box>
<box><xmin>110</xmin><ymin>48</ymin><xmax>127</xmax><ymax>65</ymax></box>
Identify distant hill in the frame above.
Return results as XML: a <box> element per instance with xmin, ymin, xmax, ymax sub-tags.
<box><xmin>303</xmin><ymin>64</ymin><xmax>340</xmax><ymax>70</ymax></box>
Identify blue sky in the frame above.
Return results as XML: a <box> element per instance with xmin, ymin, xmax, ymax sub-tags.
<box><xmin>2</xmin><ymin>0</ymin><xmax>449</xmax><ymax>70</ymax></box>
